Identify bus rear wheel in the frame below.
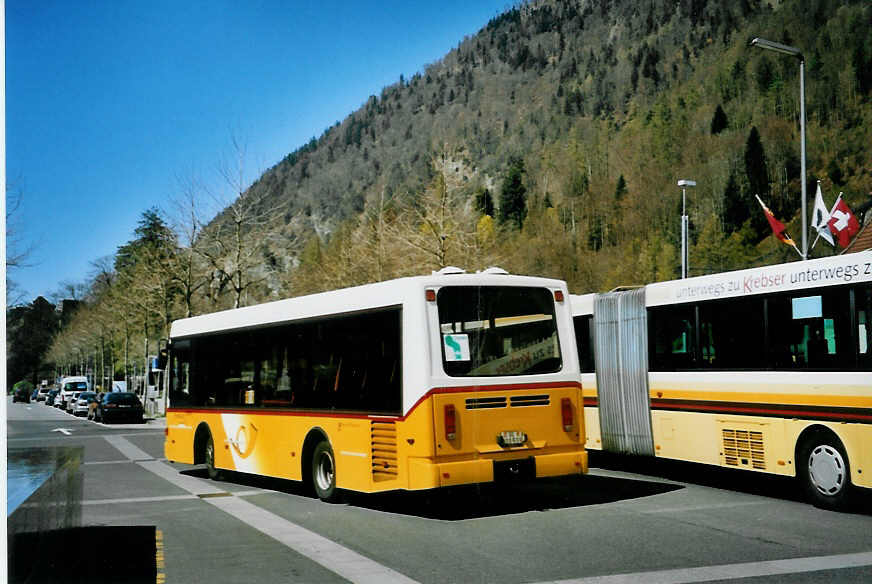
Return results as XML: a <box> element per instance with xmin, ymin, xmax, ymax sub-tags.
<box><xmin>798</xmin><ymin>433</ymin><xmax>852</xmax><ymax>510</ymax></box>
<box><xmin>311</xmin><ymin>440</ymin><xmax>339</xmax><ymax>503</ymax></box>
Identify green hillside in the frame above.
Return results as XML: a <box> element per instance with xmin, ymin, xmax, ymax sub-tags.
<box><xmin>238</xmin><ymin>0</ymin><xmax>872</xmax><ymax>296</ymax></box>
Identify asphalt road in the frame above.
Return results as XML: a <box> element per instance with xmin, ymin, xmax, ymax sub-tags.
<box><xmin>7</xmin><ymin>397</ymin><xmax>872</xmax><ymax>583</ymax></box>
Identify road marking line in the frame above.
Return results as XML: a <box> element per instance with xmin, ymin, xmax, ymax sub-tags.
<box><xmin>207</xmin><ymin>495</ymin><xmax>420</xmax><ymax>584</ymax></box>
<box><xmin>137</xmin><ymin>460</ymin><xmax>227</xmax><ymax>497</ymax></box>
<box><xmin>136</xmin><ymin>459</ymin><xmax>420</xmax><ymax>584</ymax></box>
<box><xmin>80</xmin><ymin>490</ymin><xmax>268</xmax><ymax>506</ymax></box>
<box><xmin>84</xmin><ymin>458</ymin><xmax>168</xmax><ymax>466</ymax></box>
<box><xmin>104</xmin><ymin>434</ymin><xmax>154</xmax><ymax>461</ymax></box>
<box><xmin>536</xmin><ymin>551</ymin><xmax>872</xmax><ymax>584</ymax></box>
<box><xmin>82</xmin><ymin>495</ymin><xmax>199</xmax><ymax>506</ymax></box>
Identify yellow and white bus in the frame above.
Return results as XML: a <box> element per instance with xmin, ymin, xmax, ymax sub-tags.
<box><xmin>165</xmin><ymin>268</ymin><xmax>586</xmax><ymax>501</ymax></box>
<box><xmin>572</xmin><ymin>251</ymin><xmax>872</xmax><ymax>509</ymax></box>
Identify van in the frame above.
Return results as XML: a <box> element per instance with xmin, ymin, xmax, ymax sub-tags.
<box><xmin>58</xmin><ymin>376</ymin><xmax>89</xmax><ymax>410</ymax></box>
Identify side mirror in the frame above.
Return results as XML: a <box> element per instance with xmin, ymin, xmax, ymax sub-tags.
<box><xmin>157</xmin><ymin>339</ymin><xmax>169</xmax><ymax>371</ymax></box>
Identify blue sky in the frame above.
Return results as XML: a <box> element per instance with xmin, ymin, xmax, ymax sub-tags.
<box><xmin>7</xmin><ymin>0</ymin><xmax>507</xmax><ymax>303</ymax></box>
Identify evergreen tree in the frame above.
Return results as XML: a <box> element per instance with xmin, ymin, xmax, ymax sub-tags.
<box><xmin>115</xmin><ymin>208</ymin><xmax>177</xmax><ymax>272</ymax></box>
<box><xmin>614</xmin><ymin>175</ymin><xmax>627</xmax><ymax>200</ymax></box>
<box><xmin>498</xmin><ymin>157</ymin><xmax>527</xmax><ymax>229</ymax></box>
<box><xmin>722</xmin><ymin>171</ymin><xmax>746</xmax><ymax>234</ymax></box>
<box><xmin>474</xmin><ymin>187</ymin><xmax>495</xmax><ymax>216</ymax></box>
<box><xmin>6</xmin><ymin>296</ymin><xmax>58</xmax><ymax>388</ymax></box>
<box><xmin>744</xmin><ymin>127</ymin><xmax>770</xmax><ymax>236</ymax></box>
<box><xmin>710</xmin><ymin>104</ymin><xmax>728</xmax><ymax>135</ymax></box>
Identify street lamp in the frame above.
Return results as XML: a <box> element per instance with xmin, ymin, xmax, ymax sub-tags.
<box><xmin>678</xmin><ymin>179</ymin><xmax>696</xmax><ymax>279</ymax></box>
<box><xmin>750</xmin><ymin>36</ymin><xmax>807</xmax><ymax>260</ymax></box>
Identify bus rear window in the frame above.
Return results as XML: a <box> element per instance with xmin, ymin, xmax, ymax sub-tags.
<box><xmin>437</xmin><ymin>286</ymin><xmax>561</xmax><ymax>377</ymax></box>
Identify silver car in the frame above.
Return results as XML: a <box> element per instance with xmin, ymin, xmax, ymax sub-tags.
<box><xmin>73</xmin><ymin>391</ymin><xmax>97</xmax><ymax>417</ymax></box>
<box><xmin>66</xmin><ymin>391</ymin><xmax>82</xmax><ymax>414</ymax></box>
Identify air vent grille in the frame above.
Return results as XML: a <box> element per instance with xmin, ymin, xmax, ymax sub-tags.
<box><xmin>465</xmin><ymin>397</ymin><xmax>507</xmax><ymax>409</ymax></box>
<box><xmin>371</xmin><ymin>421</ymin><xmax>398</xmax><ymax>482</ymax></box>
<box><xmin>510</xmin><ymin>395</ymin><xmax>550</xmax><ymax>407</ymax></box>
<box><xmin>722</xmin><ymin>429</ymin><xmax>766</xmax><ymax>470</ymax></box>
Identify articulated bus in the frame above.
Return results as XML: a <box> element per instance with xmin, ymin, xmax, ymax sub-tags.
<box><xmin>571</xmin><ymin>251</ymin><xmax>872</xmax><ymax>509</ymax></box>
<box><xmin>164</xmin><ymin>268</ymin><xmax>586</xmax><ymax>501</ymax></box>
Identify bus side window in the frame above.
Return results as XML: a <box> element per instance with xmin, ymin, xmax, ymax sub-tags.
<box><xmin>650</xmin><ymin>305</ymin><xmax>697</xmax><ymax>371</ymax></box>
<box><xmin>169</xmin><ymin>340</ymin><xmax>192</xmax><ymax>406</ymax></box>
<box><xmin>573</xmin><ymin>315</ymin><xmax>595</xmax><ymax>373</ymax></box>
<box><xmin>698</xmin><ymin>298</ymin><xmax>764</xmax><ymax>369</ymax></box>
<box><xmin>857</xmin><ymin>285</ymin><xmax>872</xmax><ymax>370</ymax></box>
<box><xmin>767</xmin><ymin>289</ymin><xmax>852</xmax><ymax>370</ymax></box>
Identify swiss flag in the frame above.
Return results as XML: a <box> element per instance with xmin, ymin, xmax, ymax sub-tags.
<box><xmin>827</xmin><ymin>196</ymin><xmax>860</xmax><ymax>248</ymax></box>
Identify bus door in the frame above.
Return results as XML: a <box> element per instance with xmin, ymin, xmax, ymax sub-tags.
<box><xmin>593</xmin><ymin>288</ymin><xmax>654</xmax><ymax>455</ymax></box>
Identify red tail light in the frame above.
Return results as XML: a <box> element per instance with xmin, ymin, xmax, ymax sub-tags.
<box><xmin>561</xmin><ymin>397</ymin><xmax>573</xmax><ymax>432</ymax></box>
<box><xmin>444</xmin><ymin>404</ymin><xmax>457</xmax><ymax>440</ymax></box>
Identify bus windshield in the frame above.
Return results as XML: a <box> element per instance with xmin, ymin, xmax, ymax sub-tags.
<box><xmin>437</xmin><ymin>286</ymin><xmax>561</xmax><ymax>377</ymax></box>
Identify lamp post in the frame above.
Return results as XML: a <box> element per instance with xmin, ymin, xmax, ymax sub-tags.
<box><xmin>750</xmin><ymin>37</ymin><xmax>807</xmax><ymax>260</ymax></box>
<box><xmin>678</xmin><ymin>179</ymin><xmax>696</xmax><ymax>278</ymax></box>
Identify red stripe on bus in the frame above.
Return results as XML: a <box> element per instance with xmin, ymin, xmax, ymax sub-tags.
<box><xmin>582</xmin><ymin>397</ymin><xmax>872</xmax><ymax>424</ymax></box>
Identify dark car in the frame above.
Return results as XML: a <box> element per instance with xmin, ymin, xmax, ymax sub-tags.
<box><xmin>95</xmin><ymin>392</ymin><xmax>144</xmax><ymax>424</ymax></box>
<box><xmin>12</xmin><ymin>387</ymin><xmax>31</xmax><ymax>403</ymax></box>
<box><xmin>45</xmin><ymin>389</ymin><xmax>59</xmax><ymax>406</ymax></box>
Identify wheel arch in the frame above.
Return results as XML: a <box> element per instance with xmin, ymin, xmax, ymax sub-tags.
<box><xmin>794</xmin><ymin>423</ymin><xmax>847</xmax><ymax>472</ymax></box>
<box><xmin>301</xmin><ymin>426</ymin><xmax>331</xmax><ymax>488</ymax></box>
<box><xmin>193</xmin><ymin>422</ymin><xmax>212</xmax><ymax>465</ymax></box>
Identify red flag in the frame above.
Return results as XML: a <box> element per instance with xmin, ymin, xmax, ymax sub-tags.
<box><xmin>826</xmin><ymin>195</ymin><xmax>860</xmax><ymax>248</ymax></box>
<box><xmin>755</xmin><ymin>195</ymin><xmax>797</xmax><ymax>247</ymax></box>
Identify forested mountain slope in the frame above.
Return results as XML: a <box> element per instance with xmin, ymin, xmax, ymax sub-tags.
<box><xmin>226</xmin><ymin>0</ymin><xmax>872</xmax><ymax>296</ymax></box>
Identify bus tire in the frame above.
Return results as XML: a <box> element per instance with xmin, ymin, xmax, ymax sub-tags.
<box><xmin>311</xmin><ymin>440</ymin><xmax>339</xmax><ymax>502</ymax></box>
<box><xmin>205</xmin><ymin>434</ymin><xmax>224</xmax><ymax>481</ymax></box>
<box><xmin>797</xmin><ymin>432</ymin><xmax>852</xmax><ymax>510</ymax></box>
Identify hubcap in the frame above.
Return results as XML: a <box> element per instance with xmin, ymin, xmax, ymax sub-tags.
<box><xmin>206</xmin><ymin>442</ymin><xmax>214</xmax><ymax>467</ymax></box>
<box><xmin>315</xmin><ymin>451</ymin><xmax>334</xmax><ymax>491</ymax></box>
<box><xmin>808</xmin><ymin>445</ymin><xmax>845</xmax><ymax>496</ymax></box>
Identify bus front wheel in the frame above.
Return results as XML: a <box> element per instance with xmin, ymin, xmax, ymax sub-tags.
<box><xmin>798</xmin><ymin>433</ymin><xmax>852</xmax><ymax>510</ymax></box>
<box><xmin>311</xmin><ymin>440</ymin><xmax>339</xmax><ymax>503</ymax></box>
<box><xmin>205</xmin><ymin>434</ymin><xmax>224</xmax><ymax>481</ymax></box>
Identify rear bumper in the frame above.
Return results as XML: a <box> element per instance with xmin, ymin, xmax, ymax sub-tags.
<box><xmin>409</xmin><ymin>449</ymin><xmax>587</xmax><ymax>489</ymax></box>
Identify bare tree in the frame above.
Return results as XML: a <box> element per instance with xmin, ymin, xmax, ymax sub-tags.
<box><xmin>166</xmin><ymin>170</ymin><xmax>213</xmax><ymax>317</ymax></box>
<box><xmin>6</xmin><ymin>179</ymin><xmax>37</xmax><ymax>305</ymax></box>
<box><xmin>5</xmin><ymin>178</ymin><xmax>36</xmax><ymax>271</ymax></box>
<box><xmin>198</xmin><ymin>135</ymin><xmax>288</xmax><ymax>308</ymax></box>
<box><xmin>386</xmin><ymin>148</ymin><xmax>479</xmax><ymax>272</ymax></box>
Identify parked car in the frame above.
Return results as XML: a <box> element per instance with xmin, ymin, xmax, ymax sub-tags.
<box><xmin>45</xmin><ymin>389</ymin><xmax>59</xmax><ymax>406</ymax></box>
<box><xmin>66</xmin><ymin>391</ymin><xmax>83</xmax><ymax>414</ymax></box>
<box><xmin>95</xmin><ymin>392</ymin><xmax>144</xmax><ymax>424</ymax></box>
<box><xmin>72</xmin><ymin>391</ymin><xmax>98</xmax><ymax>417</ymax></box>
<box><xmin>37</xmin><ymin>387</ymin><xmax>50</xmax><ymax>401</ymax></box>
<box><xmin>12</xmin><ymin>387</ymin><xmax>31</xmax><ymax>403</ymax></box>
<box><xmin>57</xmin><ymin>376</ymin><xmax>89</xmax><ymax>411</ymax></box>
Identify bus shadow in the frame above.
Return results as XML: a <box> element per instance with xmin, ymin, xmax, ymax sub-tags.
<box><xmin>181</xmin><ymin>467</ymin><xmax>682</xmax><ymax>519</ymax></box>
<box><xmin>589</xmin><ymin>452</ymin><xmax>872</xmax><ymax>515</ymax></box>
<box><xmin>589</xmin><ymin>452</ymin><xmax>805</xmax><ymax>502</ymax></box>
<box><xmin>346</xmin><ymin>475</ymin><xmax>684</xmax><ymax>520</ymax></box>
